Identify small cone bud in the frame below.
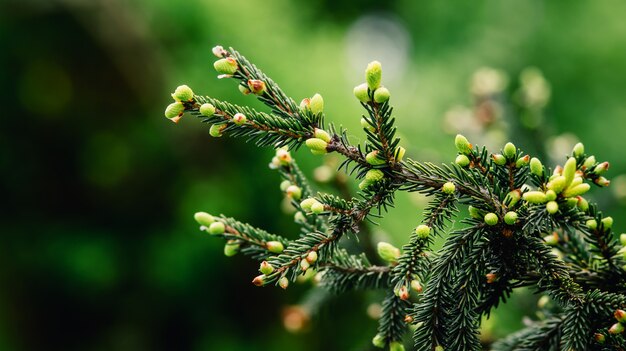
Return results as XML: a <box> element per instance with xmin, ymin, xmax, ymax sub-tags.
<box><xmin>545</xmin><ymin>190</ymin><xmax>557</xmax><ymax>201</ymax></box>
<box><xmin>199</xmin><ymin>103</ymin><xmax>216</xmax><ymax>116</ymax></box>
<box><xmin>267</xmin><ymin>241</ymin><xmax>284</xmax><ymax>253</ymax></box>
<box><xmin>300</xmin><ymin>198</ymin><xmax>317</xmax><ymax>212</ymax></box>
<box><xmin>165</xmin><ymin>102</ymin><xmax>184</xmax><ymax>119</ymax></box>
<box><xmin>232</xmin><ymin>113</ymin><xmax>247</xmax><ymax>125</ymax></box>
<box><xmin>415</xmin><ymin>224</ymin><xmax>430</xmax><ymax>239</ymax></box>
<box><xmin>620</xmin><ymin>233</ymin><xmax>626</xmax><ymax>246</ymax></box>
<box><xmin>455</xmin><ymin>134</ymin><xmax>472</xmax><ymax>155</ymax></box>
<box><xmin>389</xmin><ymin>341</ymin><xmax>405</xmax><ymax>351</ymax></box>
<box><xmin>394</xmin><ymin>146</ymin><xmax>406</xmax><ymax>162</ymax></box>
<box><xmin>492</xmin><ymin>154</ymin><xmax>507</xmax><ymax>166</ymax></box>
<box><xmin>280</xmin><ymin>181</ymin><xmax>292</xmax><ymax>192</ymax></box>
<box><xmin>279</xmin><ymin>276</ymin><xmax>289</xmax><ymax>289</ymax></box>
<box><xmin>544</xmin><ymin>232</ymin><xmax>559</xmax><ymax>246</ymax></box>
<box><xmin>365</xmin><ymin>61</ymin><xmax>382</xmax><ymax>90</ymax></box>
<box><xmin>313</xmin><ymin>128</ymin><xmax>331</xmax><ymax>142</ymax></box>
<box><xmin>213</xmin><ymin>57</ymin><xmax>238</xmax><ymax>75</ymax></box>
<box><xmin>209</xmin><ymin>124</ymin><xmax>226</xmax><ymax>137</ymax></box>
<box><xmin>299</xmin><ymin>98</ymin><xmax>310</xmax><ymax>111</ymax></box>
<box><xmin>586</xmin><ymin>219</ymin><xmax>598</xmax><ymax>230</ymax></box>
<box><xmin>515</xmin><ymin>155</ymin><xmax>530</xmax><ymax>168</ymax></box>
<box><xmin>601</xmin><ymin>216</ymin><xmax>614</xmax><ymax>230</ymax></box>
<box><xmin>372</xmin><ymin>334</ymin><xmax>386</xmax><ymax>348</ymax></box>
<box><xmin>194</xmin><ymin>212</ymin><xmax>215</xmax><ymax>226</ymax></box>
<box><xmin>172</xmin><ymin>85</ymin><xmax>194</xmax><ymax>102</ymax></box>
<box><xmin>286</xmin><ymin>185</ymin><xmax>302</xmax><ymax>200</ymax></box>
<box><xmin>563</xmin><ymin>157</ymin><xmax>577</xmax><ymax>186</ymax></box>
<box><xmin>208</xmin><ymin>221</ymin><xmax>225</xmax><ymax>235</ymax></box>
<box><xmin>260</xmin><ymin>261</ymin><xmax>274</xmax><ymax>275</ymax></box>
<box><xmin>442</xmin><ymin>182</ymin><xmax>456</xmax><ymax>194</ymax></box>
<box><xmin>404</xmin><ymin>315</ymin><xmax>414</xmax><ymax>323</ymax></box>
<box><xmin>547</xmin><ymin>176</ymin><xmax>567</xmax><ymax>194</ymax></box>
<box><xmin>276</xmin><ymin>148</ymin><xmax>292</xmax><ymax>165</ymax></box>
<box><xmin>504</xmin><ymin>211</ymin><xmax>518</xmax><ymax>225</ymax></box>
<box><xmin>224</xmin><ymin>242</ymin><xmax>240</xmax><ymax>257</ymax></box>
<box><xmin>486</xmin><ymin>273</ymin><xmax>498</xmax><ymax>283</ymax></box>
<box><xmin>354</xmin><ymin>83</ymin><xmax>370</xmax><ymax>102</ymax></box>
<box><xmin>410</xmin><ymin>279</ymin><xmax>423</xmax><ymax>293</ymax></box>
<box><xmin>484</xmin><ymin>213</ymin><xmax>499</xmax><ymax>226</ymax></box>
<box><xmin>503</xmin><ymin>142</ymin><xmax>516</xmax><ymax>159</ymax></box>
<box><xmin>377</xmin><ymin>242</ymin><xmax>401</xmax><ymax>263</ymax></box>
<box><xmin>455</xmin><ymin>154</ymin><xmax>470</xmax><ymax>167</ymax></box>
<box><xmin>583</xmin><ymin>156</ymin><xmax>596</xmax><ymax>169</ymax></box>
<box><xmin>576</xmin><ymin>196</ymin><xmax>589</xmax><ymax>212</ymax></box>
<box><xmin>595</xmin><ymin>176</ymin><xmax>610</xmax><ymax>187</ymax></box>
<box><xmin>523</xmin><ymin>191</ymin><xmax>548</xmax><ymax>204</ymax></box>
<box><xmin>562</xmin><ymin>183</ymin><xmax>590</xmax><ymax>197</ymax></box>
<box><xmin>546</xmin><ymin>201</ymin><xmax>559</xmax><ymax>214</ymax></box>
<box><xmin>309</xmin><ymin>93</ymin><xmax>324</xmax><ymax>114</ymax></box>
<box><xmin>311</xmin><ymin>202</ymin><xmax>325</xmax><ymax>214</ymax></box>
<box><xmin>530</xmin><ymin>157</ymin><xmax>543</xmax><ymax>176</ymax></box>
<box><xmin>565</xmin><ymin>197</ymin><xmax>578</xmax><ymax>208</ymax></box>
<box><xmin>572</xmin><ymin>142</ymin><xmax>585</xmax><ymax>157</ymax></box>
<box><xmin>373</xmin><ymin>87</ymin><xmax>390</xmax><ymax>103</ymax></box>
<box><xmin>468</xmin><ymin>206</ymin><xmax>482</xmax><ymax>219</ymax></box>
<box><xmin>398</xmin><ymin>285</ymin><xmax>410</xmax><ymax>300</ymax></box>
<box><xmin>238</xmin><ymin>84</ymin><xmax>251</xmax><ymax>95</ymax></box>
<box><xmin>594</xmin><ymin>162</ymin><xmax>610</xmax><ymax>175</ymax></box>
<box><xmin>247</xmin><ymin>79</ymin><xmax>266</xmax><ymax>95</ymax></box>
<box><xmin>366</xmin><ymin>150</ymin><xmax>387</xmax><ymax>165</ymax></box>
<box><xmin>365</xmin><ymin>169</ymin><xmax>385</xmax><ymax>183</ymax></box>
<box><xmin>361</xmin><ymin>117</ymin><xmax>376</xmax><ymax>132</ymax></box>
<box><xmin>252</xmin><ymin>274</ymin><xmax>266</xmax><ymax>287</ymax></box>
<box><xmin>306</xmin><ymin>251</ymin><xmax>318</xmax><ymax>264</ymax></box>
<box><xmin>305</xmin><ymin>138</ymin><xmax>328</xmax><ymax>153</ymax></box>
<box><xmin>609</xmin><ymin>323</ymin><xmax>624</xmax><ymax>334</ymax></box>
<box><xmin>594</xmin><ymin>333</ymin><xmax>606</xmax><ymax>344</ymax></box>
<box><xmin>504</xmin><ymin>189</ymin><xmax>522</xmax><ymax>207</ymax></box>
<box><xmin>615</xmin><ymin>309</ymin><xmax>626</xmax><ymax>322</ymax></box>
<box><xmin>300</xmin><ymin>259</ymin><xmax>310</xmax><ymax>271</ymax></box>
<box><xmin>212</xmin><ymin>45</ymin><xmax>226</xmax><ymax>58</ymax></box>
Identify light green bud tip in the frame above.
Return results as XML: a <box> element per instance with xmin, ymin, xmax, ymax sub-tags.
<box><xmin>504</xmin><ymin>211</ymin><xmax>518</xmax><ymax>225</ymax></box>
<box><xmin>213</xmin><ymin>57</ymin><xmax>238</xmax><ymax>75</ymax></box>
<box><xmin>224</xmin><ymin>242</ymin><xmax>240</xmax><ymax>257</ymax></box>
<box><xmin>372</xmin><ymin>334</ymin><xmax>385</xmax><ymax>348</ymax></box>
<box><xmin>314</xmin><ymin>128</ymin><xmax>331</xmax><ymax>142</ymax></box>
<box><xmin>415</xmin><ymin>224</ymin><xmax>430</xmax><ymax>239</ymax></box>
<box><xmin>516</xmin><ymin>155</ymin><xmax>530</xmax><ymax>168</ymax></box>
<box><xmin>232</xmin><ymin>113</ymin><xmax>247</xmax><ymax>125</ymax></box>
<box><xmin>259</xmin><ymin>261</ymin><xmax>274</xmax><ymax>275</ymax></box>
<box><xmin>173</xmin><ymin>85</ymin><xmax>194</xmax><ymax>102</ymax></box>
<box><xmin>280</xmin><ymin>180</ymin><xmax>292</xmax><ymax>191</ymax></box>
<box><xmin>366</xmin><ymin>150</ymin><xmax>387</xmax><ymax>166</ymax></box>
<box><xmin>583</xmin><ymin>155</ymin><xmax>596</xmax><ymax>169</ymax></box>
<box><xmin>442</xmin><ymin>182</ymin><xmax>455</xmax><ymax>194</ymax></box>
<box><xmin>546</xmin><ymin>201</ymin><xmax>559</xmax><ymax>214</ymax></box>
<box><xmin>594</xmin><ymin>162</ymin><xmax>610</xmax><ymax>175</ymax></box>
<box><xmin>468</xmin><ymin>206</ymin><xmax>482</xmax><ymax>219</ymax></box>
<box><xmin>395</xmin><ymin>146</ymin><xmax>406</xmax><ymax>162</ymax></box>
<box><xmin>365</xmin><ymin>169</ymin><xmax>385</xmax><ymax>183</ymax></box>
<box><xmin>620</xmin><ymin>233</ymin><xmax>626</xmax><ymax>246</ymax></box>
<box><xmin>602</xmin><ymin>216</ymin><xmax>614</xmax><ymax>230</ymax></box>
<box><xmin>311</xmin><ymin>202</ymin><xmax>325</xmax><ymax>214</ymax></box>
<box><xmin>389</xmin><ymin>341</ymin><xmax>406</xmax><ymax>351</ymax></box>
<box><xmin>563</xmin><ymin>157</ymin><xmax>577</xmax><ymax>186</ymax></box>
<box><xmin>354</xmin><ymin>83</ymin><xmax>370</xmax><ymax>103</ymax></box>
<box><xmin>577</xmin><ymin>196</ymin><xmax>589</xmax><ymax>212</ymax></box>
<box><xmin>266</xmin><ymin>241</ymin><xmax>284</xmax><ymax>253</ymax></box>
<box><xmin>562</xmin><ymin>183</ymin><xmax>590</xmax><ymax>198</ymax></box>
<box><xmin>503</xmin><ymin>142</ymin><xmax>516</xmax><ymax>159</ymax></box>
<box><xmin>530</xmin><ymin>157</ymin><xmax>543</xmax><ymax>176</ymax></box>
<box><xmin>305</xmin><ymin>138</ymin><xmax>328</xmax><ymax>153</ymax></box>
<box><xmin>586</xmin><ymin>219</ymin><xmax>597</xmax><ymax>230</ymax></box>
<box><xmin>366</xmin><ymin>61</ymin><xmax>382</xmax><ymax>90</ymax></box>
<box><xmin>455</xmin><ymin>154</ymin><xmax>470</xmax><ymax>167</ymax></box>
<box><xmin>492</xmin><ymin>154</ymin><xmax>506</xmax><ymax>166</ymax></box>
<box><xmin>523</xmin><ymin>191</ymin><xmax>548</xmax><ymax>204</ymax></box>
<box><xmin>455</xmin><ymin>134</ymin><xmax>472</xmax><ymax>155</ymax></box>
<box><xmin>165</xmin><ymin>102</ymin><xmax>184</xmax><ymax>119</ymax></box>
<box><xmin>286</xmin><ymin>185</ymin><xmax>302</xmax><ymax>200</ymax></box>
<box><xmin>377</xmin><ymin>242</ymin><xmax>401</xmax><ymax>262</ymax></box>
<box><xmin>545</xmin><ymin>190</ymin><xmax>557</xmax><ymax>201</ymax></box>
<box><xmin>194</xmin><ymin>212</ymin><xmax>215</xmax><ymax>227</ymax></box>
<box><xmin>547</xmin><ymin>176</ymin><xmax>567</xmax><ymax>194</ymax></box>
<box><xmin>209</xmin><ymin>124</ymin><xmax>225</xmax><ymax>137</ymax></box>
<box><xmin>484</xmin><ymin>213</ymin><xmax>499</xmax><ymax>226</ymax></box>
<box><xmin>199</xmin><ymin>103</ymin><xmax>216</xmax><ymax>116</ymax></box>
<box><xmin>573</xmin><ymin>142</ymin><xmax>585</xmax><ymax>157</ymax></box>
<box><xmin>309</xmin><ymin>93</ymin><xmax>324</xmax><ymax>115</ymax></box>
<box><xmin>208</xmin><ymin>221</ymin><xmax>225</xmax><ymax>235</ymax></box>
<box><xmin>300</xmin><ymin>198</ymin><xmax>317</xmax><ymax>212</ymax></box>
<box><xmin>373</xmin><ymin>87</ymin><xmax>390</xmax><ymax>103</ymax></box>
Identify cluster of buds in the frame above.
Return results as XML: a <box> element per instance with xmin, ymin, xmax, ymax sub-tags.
<box><xmin>305</xmin><ymin>128</ymin><xmax>331</xmax><ymax>155</ymax></box>
<box><xmin>280</xmin><ymin>180</ymin><xmax>302</xmax><ymax>201</ymax></box>
<box><xmin>300</xmin><ymin>198</ymin><xmax>325</xmax><ymax>214</ymax></box>
<box><xmin>354</xmin><ymin>61</ymin><xmax>391</xmax><ymax>104</ymax></box>
<box><xmin>606</xmin><ymin>309</ymin><xmax>626</xmax><ymax>337</ymax></box>
<box><xmin>164</xmin><ymin>85</ymin><xmax>195</xmax><ymax>123</ymax></box>
<box><xmin>194</xmin><ymin>212</ymin><xmax>241</xmax><ymax>256</ymax></box>
<box><xmin>300</xmin><ymin>93</ymin><xmax>324</xmax><ymax>115</ymax></box>
<box><xmin>454</xmin><ymin>134</ymin><xmax>474</xmax><ymax>167</ymax></box>
<box><xmin>212</xmin><ymin>46</ymin><xmax>238</xmax><ymax>78</ymax></box>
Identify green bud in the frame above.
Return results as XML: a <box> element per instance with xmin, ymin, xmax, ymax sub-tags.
<box><xmin>602</xmin><ymin>216</ymin><xmax>614</xmax><ymax>230</ymax></box>
<box><xmin>547</xmin><ymin>176</ymin><xmax>567</xmax><ymax>194</ymax></box>
<box><xmin>238</xmin><ymin>84</ymin><xmax>251</xmax><ymax>95</ymax></box>
<box><xmin>309</xmin><ymin>93</ymin><xmax>324</xmax><ymax>114</ymax></box>
<box><xmin>247</xmin><ymin>79</ymin><xmax>266</xmax><ymax>95</ymax></box>
<box><xmin>377</xmin><ymin>242</ymin><xmax>401</xmax><ymax>263</ymax></box>
<box><xmin>213</xmin><ymin>57</ymin><xmax>238</xmax><ymax>75</ymax></box>
<box><xmin>545</xmin><ymin>190</ymin><xmax>557</xmax><ymax>201</ymax></box>
<box><xmin>361</xmin><ymin>117</ymin><xmax>376</xmax><ymax>132</ymax></box>
<box><xmin>314</xmin><ymin>128</ymin><xmax>331</xmax><ymax>142</ymax></box>
<box><xmin>232</xmin><ymin>113</ymin><xmax>247</xmax><ymax>125</ymax></box>
<box><xmin>280</xmin><ymin>180</ymin><xmax>292</xmax><ymax>191</ymax></box>
<box><xmin>577</xmin><ymin>196</ymin><xmax>589</xmax><ymax>212</ymax></box>
<box><xmin>208</xmin><ymin>221</ymin><xmax>225</xmax><ymax>235</ymax></box>
<box><xmin>523</xmin><ymin>191</ymin><xmax>548</xmax><ymax>204</ymax></box>
<box><xmin>562</xmin><ymin>183</ymin><xmax>590</xmax><ymax>197</ymax></box>
<box><xmin>546</xmin><ymin>201</ymin><xmax>559</xmax><ymax>214</ymax></box>
<box><xmin>278</xmin><ymin>276</ymin><xmax>289</xmax><ymax>289</ymax></box>
<box><xmin>484</xmin><ymin>212</ymin><xmax>499</xmax><ymax>226</ymax></box>
<box><xmin>609</xmin><ymin>323</ymin><xmax>624</xmax><ymax>335</ymax></box>
<box><xmin>544</xmin><ymin>232</ymin><xmax>559</xmax><ymax>246</ymax></box>
<box><xmin>389</xmin><ymin>341</ymin><xmax>405</xmax><ymax>351</ymax></box>
<box><xmin>530</xmin><ymin>157</ymin><xmax>543</xmax><ymax>176</ymax></box>
<box><xmin>595</xmin><ymin>176</ymin><xmax>610</xmax><ymax>187</ymax></box>
<box><xmin>299</xmin><ymin>98</ymin><xmax>310</xmax><ymax>111</ymax></box>
<box><xmin>194</xmin><ymin>212</ymin><xmax>215</xmax><ymax>227</ymax></box>
<box><xmin>563</xmin><ymin>158</ymin><xmax>577</xmax><ymax>187</ymax></box>
<box><xmin>300</xmin><ymin>259</ymin><xmax>310</xmax><ymax>271</ymax></box>
<box><xmin>199</xmin><ymin>103</ymin><xmax>216</xmax><ymax>116</ymax></box>
<box><xmin>503</xmin><ymin>142</ymin><xmax>516</xmax><ymax>159</ymax></box>
<box><xmin>468</xmin><ymin>206</ymin><xmax>483</xmax><ymax>219</ymax></box>
<box><xmin>286</xmin><ymin>185</ymin><xmax>302</xmax><ymax>200</ymax></box>
<box><xmin>252</xmin><ymin>274</ymin><xmax>266</xmax><ymax>287</ymax></box>
<box><xmin>260</xmin><ymin>261</ymin><xmax>274</xmax><ymax>275</ymax></box>
<box><xmin>267</xmin><ymin>241</ymin><xmax>284</xmax><ymax>253</ymax></box>
<box><xmin>164</xmin><ymin>101</ymin><xmax>184</xmax><ymax>119</ymax></box>
<box><xmin>615</xmin><ymin>309</ymin><xmax>626</xmax><ymax>323</ymax></box>
<box><xmin>492</xmin><ymin>154</ymin><xmax>507</xmax><ymax>166</ymax></box>
<box><xmin>455</xmin><ymin>134</ymin><xmax>472</xmax><ymax>155</ymax></box>
<box><xmin>620</xmin><ymin>233</ymin><xmax>626</xmax><ymax>246</ymax></box>
<box><xmin>209</xmin><ymin>124</ymin><xmax>226</xmax><ymax>137</ymax></box>
<box><xmin>583</xmin><ymin>155</ymin><xmax>597</xmax><ymax>169</ymax></box>
<box><xmin>354</xmin><ymin>83</ymin><xmax>370</xmax><ymax>102</ymax></box>
<box><xmin>504</xmin><ymin>211</ymin><xmax>518</xmax><ymax>225</ymax></box>
<box><xmin>172</xmin><ymin>85</ymin><xmax>194</xmax><ymax>102</ymax></box>
<box><xmin>365</xmin><ymin>169</ymin><xmax>385</xmax><ymax>183</ymax></box>
<box><xmin>442</xmin><ymin>182</ymin><xmax>456</xmax><ymax>194</ymax></box>
<box><xmin>594</xmin><ymin>162</ymin><xmax>610</xmax><ymax>175</ymax></box>
<box><xmin>572</xmin><ymin>142</ymin><xmax>585</xmax><ymax>157</ymax></box>
<box><xmin>394</xmin><ymin>146</ymin><xmax>406</xmax><ymax>162</ymax></box>
<box><xmin>373</xmin><ymin>87</ymin><xmax>390</xmax><ymax>103</ymax></box>
<box><xmin>224</xmin><ymin>241</ymin><xmax>240</xmax><ymax>257</ymax></box>
<box><xmin>565</xmin><ymin>197</ymin><xmax>578</xmax><ymax>208</ymax></box>
<box><xmin>311</xmin><ymin>202</ymin><xmax>325</xmax><ymax>214</ymax></box>
<box><xmin>504</xmin><ymin>189</ymin><xmax>522</xmax><ymax>207</ymax></box>
<box><xmin>455</xmin><ymin>154</ymin><xmax>470</xmax><ymax>167</ymax></box>
<box><xmin>366</xmin><ymin>150</ymin><xmax>387</xmax><ymax>166</ymax></box>
<box><xmin>586</xmin><ymin>219</ymin><xmax>598</xmax><ymax>230</ymax></box>
<box><xmin>515</xmin><ymin>155</ymin><xmax>530</xmax><ymax>168</ymax></box>
<box><xmin>306</xmin><ymin>251</ymin><xmax>318</xmax><ymax>264</ymax></box>
<box><xmin>300</xmin><ymin>198</ymin><xmax>317</xmax><ymax>212</ymax></box>
<box><xmin>415</xmin><ymin>224</ymin><xmax>430</xmax><ymax>239</ymax></box>
<box><xmin>305</xmin><ymin>138</ymin><xmax>328</xmax><ymax>153</ymax></box>
<box><xmin>372</xmin><ymin>334</ymin><xmax>385</xmax><ymax>348</ymax></box>
<box><xmin>366</xmin><ymin>61</ymin><xmax>382</xmax><ymax>90</ymax></box>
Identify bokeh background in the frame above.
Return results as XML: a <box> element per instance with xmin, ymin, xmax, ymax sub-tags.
<box><xmin>2</xmin><ymin>0</ymin><xmax>626</xmax><ymax>350</ymax></box>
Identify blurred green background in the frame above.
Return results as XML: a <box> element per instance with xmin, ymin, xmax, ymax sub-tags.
<box><xmin>1</xmin><ymin>0</ymin><xmax>626</xmax><ymax>350</ymax></box>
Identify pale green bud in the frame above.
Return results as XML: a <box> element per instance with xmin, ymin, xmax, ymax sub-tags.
<box><xmin>275</xmin><ymin>148</ymin><xmax>292</xmax><ymax>165</ymax></box>
<box><xmin>377</xmin><ymin>242</ymin><xmax>401</xmax><ymax>263</ymax></box>
<box><xmin>484</xmin><ymin>213</ymin><xmax>498</xmax><ymax>226</ymax></box>
<box><xmin>294</xmin><ymin>212</ymin><xmax>306</xmax><ymax>224</ymax></box>
<box><xmin>492</xmin><ymin>154</ymin><xmax>506</xmax><ymax>166</ymax></box>
<box><xmin>544</xmin><ymin>232</ymin><xmax>559</xmax><ymax>246</ymax></box>
<box><xmin>411</xmin><ymin>279</ymin><xmax>423</xmax><ymax>293</ymax></box>
<box><xmin>199</xmin><ymin>103</ymin><xmax>216</xmax><ymax>116</ymax></box>
<box><xmin>562</xmin><ymin>183</ymin><xmax>590</xmax><ymax>197</ymax></box>
<box><xmin>373</xmin><ymin>87</ymin><xmax>390</xmax><ymax>103</ymax></box>
<box><xmin>577</xmin><ymin>196</ymin><xmax>589</xmax><ymax>212</ymax></box>
<box><xmin>164</xmin><ymin>101</ymin><xmax>184</xmax><ymax>119</ymax></box>
<box><xmin>504</xmin><ymin>211</ymin><xmax>518</xmax><ymax>225</ymax></box>
<box><xmin>361</xmin><ymin>117</ymin><xmax>376</xmax><ymax>132</ymax></box>
<box><xmin>572</xmin><ymin>142</ymin><xmax>585</xmax><ymax>157</ymax></box>
<box><xmin>299</xmin><ymin>98</ymin><xmax>310</xmax><ymax>111</ymax></box>
<box><xmin>366</xmin><ymin>150</ymin><xmax>386</xmax><ymax>165</ymax></box>
<box><xmin>415</xmin><ymin>224</ymin><xmax>430</xmax><ymax>239</ymax></box>
<box><xmin>366</xmin><ymin>61</ymin><xmax>382</xmax><ymax>90</ymax></box>
<box><xmin>309</xmin><ymin>93</ymin><xmax>324</xmax><ymax>114</ymax></box>
<box><xmin>247</xmin><ymin>79</ymin><xmax>266</xmax><ymax>95</ymax></box>
<box><xmin>208</xmin><ymin>221</ymin><xmax>225</xmax><ymax>235</ymax></box>
<box><xmin>455</xmin><ymin>134</ymin><xmax>472</xmax><ymax>155</ymax></box>
<box><xmin>586</xmin><ymin>219</ymin><xmax>598</xmax><ymax>230</ymax></box>
<box><xmin>620</xmin><ymin>233</ymin><xmax>626</xmax><ymax>246</ymax></box>
<box><xmin>594</xmin><ymin>162</ymin><xmax>610</xmax><ymax>175</ymax></box>
<box><xmin>365</xmin><ymin>169</ymin><xmax>385</xmax><ymax>183</ymax></box>
<box><xmin>306</xmin><ymin>251</ymin><xmax>318</xmax><ymax>264</ymax></box>
<box><xmin>565</xmin><ymin>197</ymin><xmax>578</xmax><ymax>208</ymax></box>
<box><xmin>278</xmin><ymin>276</ymin><xmax>289</xmax><ymax>289</ymax></box>
<box><xmin>209</xmin><ymin>124</ymin><xmax>226</xmax><ymax>137</ymax></box>
<box><xmin>194</xmin><ymin>212</ymin><xmax>215</xmax><ymax>227</ymax></box>
<box><xmin>286</xmin><ymin>185</ymin><xmax>302</xmax><ymax>200</ymax></box>
<box><xmin>523</xmin><ymin>191</ymin><xmax>548</xmax><ymax>204</ymax></box>
<box><xmin>455</xmin><ymin>154</ymin><xmax>470</xmax><ymax>167</ymax></box>
<box><xmin>515</xmin><ymin>155</ymin><xmax>530</xmax><ymax>168</ymax></box>
<box><xmin>563</xmin><ymin>157</ymin><xmax>577</xmax><ymax>186</ymax></box>
<box><xmin>311</xmin><ymin>202</ymin><xmax>325</xmax><ymax>214</ymax></box>
<box><xmin>280</xmin><ymin>180</ymin><xmax>292</xmax><ymax>191</ymax></box>
<box><xmin>372</xmin><ymin>334</ymin><xmax>385</xmax><ymax>348</ymax></box>
<box><xmin>300</xmin><ymin>198</ymin><xmax>317</xmax><ymax>212</ymax></box>
<box><xmin>546</xmin><ymin>201</ymin><xmax>559</xmax><ymax>214</ymax></box>
<box><xmin>172</xmin><ymin>85</ymin><xmax>194</xmax><ymax>102</ymax></box>
<box><xmin>394</xmin><ymin>146</ymin><xmax>406</xmax><ymax>162</ymax></box>
<box><xmin>267</xmin><ymin>241</ymin><xmax>284</xmax><ymax>253</ymax></box>
<box><xmin>442</xmin><ymin>182</ymin><xmax>455</xmax><ymax>194</ymax></box>
<box><xmin>602</xmin><ymin>216</ymin><xmax>614</xmax><ymax>230</ymax></box>
<box><xmin>545</xmin><ymin>190</ymin><xmax>557</xmax><ymax>201</ymax></box>
<box><xmin>259</xmin><ymin>261</ymin><xmax>274</xmax><ymax>275</ymax></box>
<box><xmin>213</xmin><ymin>57</ymin><xmax>238</xmax><ymax>75</ymax></box>
<box><xmin>305</xmin><ymin>138</ymin><xmax>328</xmax><ymax>153</ymax></box>
<box><xmin>300</xmin><ymin>259</ymin><xmax>310</xmax><ymax>271</ymax></box>
<box><xmin>314</xmin><ymin>128</ymin><xmax>331</xmax><ymax>142</ymax></box>
<box><xmin>583</xmin><ymin>156</ymin><xmax>596</xmax><ymax>169</ymax></box>
<box><xmin>504</xmin><ymin>189</ymin><xmax>522</xmax><ymax>207</ymax></box>
<box><xmin>224</xmin><ymin>241</ymin><xmax>240</xmax><ymax>257</ymax></box>
<box><xmin>354</xmin><ymin>83</ymin><xmax>370</xmax><ymax>102</ymax></box>
<box><xmin>547</xmin><ymin>176</ymin><xmax>567</xmax><ymax>194</ymax></box>
<box><xmin>503</xmin><ymin>142</ymin><xmax>516</xmax><ymax>159</ymax></box>
<box><xmin>389</xmin><ymin>341</ymin><xmax>405</xmax><ymax>351</ymax></box>
<box><xmin>232</xmin><ymin>113</ymin><xmax>247</xmax><ymax>125</ymax></box>
<box><xmin>530</xmin><ymin>157</ymin><xmax>543</xmax><ymax>176</ymax></box>
<box><xmin>595</xmin><ymin>176</ymin><xmax>610</xmax><ymax>187</ymax></box>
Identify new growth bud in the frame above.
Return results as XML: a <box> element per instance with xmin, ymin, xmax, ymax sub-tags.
<box><xmin>366</xmin><ymin>61</ymin><xmax>382</xmax><ymax>90</ymax></box>
<box><xmin>354</xmin><ymin>83</ymin><xmax>370</xmax><ymax>102</ymax></box>
<box><xmin>209</xmin><ymin>124</ymin><xmax>226</xmax><ymax>137</ymax></box>
<box><xmin>314</xmin><ymin>128</ymin><xmax>331</xmax><ymax>142</ymax></box>
<box><xmin>394</xmin><ymin>146</ymin><xmax>406</xmax><ymax>162</ymax></box>
<box><xmin>247</xmin><ymin>79</ymin><xmax>266</xmax><ymax>95</ymax></box>
<box><xmin>523</xmin><ymin>191</ymin><xmax>548</xmax><ymax>204</ymax></box>
<box><xmin>260</xmin><ymin>261</ymin><xmax>274</xmax><ymax>275</ymax></box>
<box><xmin>373</xmin><ymin>87</ymin><xmax>390</xmax><ymax>103</ymax></box>
<box><xmin>572</xmin><ymin>142</ymin><xmax>585</xmax><ymax>157</ymax></box>
<box><xmin>455</xmin><ymin>134</ymin><xmax>472</xmax><ymax>155</ymax></box>
<box><xmin>252</xmin><ymin>274</ymin><xmax>266</xmax><ymax>287</ymax></box>
<box><xmin>372</xmin><ymin>334</ymin><xmax>385</xmax><ymax>348</ymax></box>
<box><xmin>286</xmin><ymin>185</ymin><xmax>302</xmax><ymax>200</ymax></box>
<box><xmin>305</xmin><ymin>138</ymin><xmax>328</xmax><ymax>154</ymax></box>
<box><xmin>377</xmin><ymin>242</ymin><xmax>401</xmax><ymax>263</ymax></box>
<box><xmin>309</xmin><ymin>93</ymin><xmax>324</xmax><ymax>114</ymax></box>
<box><xmin>530</xmin><ymin>157</ymin><xmax>543</xmax><ymax>176</ymax></box>
<box><xmin>504</xmin><ymin>211</ymin><xmax>518</xmax><ymax>225</ymax></box>
<box><xmin>563</xmin><ymin>157</ymin><xmax>577</xmax><ymax>186</ymax></box>
<box><xmin>455</xmin><ymin>155</ymin><xmax>470</xmax><ymax>167</ymax></box>
<box><xmin>484</xmin><ymin>213</ymin><xmax>499</xmax><ymax>226</ymax></box>
<box><xmin>232</xmin><ymin>113</ymin><xmax>247</xmax><ymax>125</ymax></box>
<box><xmin>224</xmin><ymin>241</ymin><xmax>240</xmax><ymax>256</ymax></box>
<box><xmin>546</xmin><ymin>201</ymin><xmax>559</xmax><ymax>214</ymax></box>
<box><xmin>389</xmin><ymin>341</ymin><xmax>405</xmax><ymax>351</ymax></box>
<box><xmin>214</xmin><ymin>57</ymin><xmax>238</xmax><ymax>75</ymax></box>
<box><xmin>172</xmin><ymin>85</ymin><xmax>194</xmax><ymax>102</ymax></box>
<box><xmin>492</xmin><ymin>154</ymin><xmax>506</xmax><ymax>166</ymax></box>
<box><xmin>194</xmin><ymin>212</ymin><xmax>215</xmax><ymax>227</ymax></box>
<box><xmin>267</xmin><ymin>241</ymin><xmax>284</xmax><ymax>253</ymax></box>
<box><xmin>442</xmin><ymin>182</ymin><xmax>456</xmax><ymax>194</ymax></box>
<box><xmin>199</xmin><ymin>103</ymin><xmax>216</xmax><ymax>116</ymax></box>
<box><xmin>594</xmin><ymin>162</ymin><xmax>610</xmax><ymax>175</ymax></box>
<box><xmin>208</xmin><ymin>221</ymin><xmax>225</xmax><ymax>235</ymax></box>
<box><xmin>415</xmin><ymin>225</ymin><xmax>430</xmax><ymax>239</ymax></box>
<box><xmin>515</xmin><ymin>155</ymin><xmax>530</xmax><ymax>168</ymax></box>
<box><xmin>279</xmin><ymin>276</ymin><xmax>289</xmax><ymax>289</ymax></box>
<box><xmin>366</xmin><ymin>150</ymin><xmax>387</xmax><ymax>166</ymax></box>
<box><xmin>503</xmin><ymin>142</ymin><xmax>516</xmax><ymax>159</ymax></box>
<box><xmin>165</xmin><ymin>102</ymin><xmax>184</xmax><ymax>121</ymax></box>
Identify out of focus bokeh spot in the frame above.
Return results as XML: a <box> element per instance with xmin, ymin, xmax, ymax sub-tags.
<box><xmin>1</xmin><ymin>0</ymin><xmax>625</xmax><ymax>350</ymax></box>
